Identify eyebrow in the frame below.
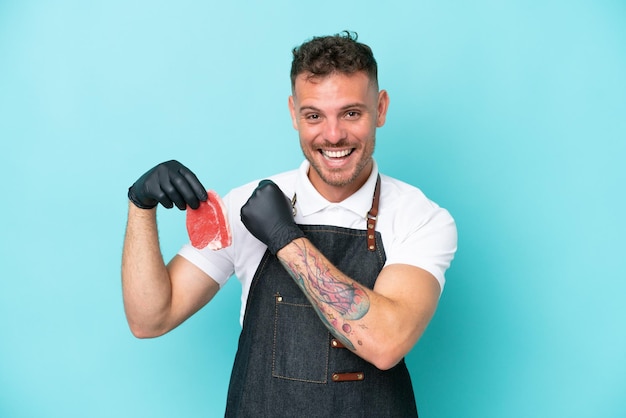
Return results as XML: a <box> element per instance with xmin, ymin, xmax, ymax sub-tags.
<box><xmin>298</xmin><ymin>103</ymin><xmax>368</xmax><ymax>114</ymax></box>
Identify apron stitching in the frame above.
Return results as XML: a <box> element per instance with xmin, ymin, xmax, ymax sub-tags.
<box><xmin>271</xmin><ymin>293</ymin><xmax>329</xmax><ymax>384</ymax></box>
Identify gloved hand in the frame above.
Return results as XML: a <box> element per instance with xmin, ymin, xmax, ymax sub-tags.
<box><xmin>128</xmin><ymin>160</ymin><xmax>207</xmax><ymax>210</ymax></box>
<box><xmin>241</xmin><ymin>180</ymin><xmax>305</xmax><ymax>254</ymax></box>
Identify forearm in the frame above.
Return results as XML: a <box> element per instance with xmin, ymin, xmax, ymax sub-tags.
<box><xmin>121</xmin><ymin>203</ymin><xmax>173</xmax><ymax>338</ymax></box>
<box><xmin>240</xmin><ymin>179</ymin><xmax>439</xmax><ymax>368</ymax></box>
<box><xmin>276</xmin><ymin>238</ymin><xmax>414</xmax><ymax>369</ymax></box>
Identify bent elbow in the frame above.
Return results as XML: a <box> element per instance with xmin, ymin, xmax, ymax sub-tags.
<box><xmin>129</xmin><ymin>327</ymin><xmax>155</xmax><ymax>339</ymax></box>
<box><xmin>368</xmin><ymin>340</ymin><xmax>414</xmax><ymax>371</ymax></box>
<box><xmin>370</xmin><ymin>353</ymin><xmax>403</xmax><ymax>371</ymax></box>
<box><xmin>127</xmin><ymin>321</ymin><xmax>167</xmax><ymax>339</ymax></box>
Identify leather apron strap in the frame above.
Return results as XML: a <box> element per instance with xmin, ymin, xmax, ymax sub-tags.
<box><xmin>367</xmin><ymin>175</ymin><xmax>381</xmax><ymax>252</ymax></box>
<box><xmin>292</xmin><ymin>174</ymin><xmax>382</xmax><ymax>252</ymax></box>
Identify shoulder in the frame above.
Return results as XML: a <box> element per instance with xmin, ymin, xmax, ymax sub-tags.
<box><xmin>379</xmin><ymin>175</ymin><xmax>450</xmax><ymax>220</ymax></box>
<box><xmin>377</xmin><ymin>174</ymin><xmax>457</xmax><ymax>290</ymax></box>
<box><xmin>377</xmin><ymin>173</ymin><xmax>456</xmax><ymax>253</ymax></box>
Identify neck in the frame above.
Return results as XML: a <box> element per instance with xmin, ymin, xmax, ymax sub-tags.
<box><xmin>308</xmin><ymin>162</ymin><xmax>373</xmax><ymax>203</ymax></box>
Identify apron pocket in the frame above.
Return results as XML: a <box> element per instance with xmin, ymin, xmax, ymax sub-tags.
<box><xmin>272</xmin><ymin>294</ymin><xmax>329</xmax><ymax>383</ymax></box>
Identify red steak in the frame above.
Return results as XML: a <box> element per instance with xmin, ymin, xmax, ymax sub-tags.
<box><xmin>186</xmin><ymin>190</ymin><xmax>232</xmax><ymax>250</ymax></box>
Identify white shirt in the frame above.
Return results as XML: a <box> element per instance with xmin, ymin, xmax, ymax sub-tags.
<box><xmin>179</xmin><ymin>160</ymin><xmax>457</xmax><ymax>325</ymax></box>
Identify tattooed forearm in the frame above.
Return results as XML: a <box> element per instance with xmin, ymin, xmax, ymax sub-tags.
<box><xmin>278</xmin><ymin>240</ymin><xmax>371</xmax><ymax>350</ymax></box>
<box><xmin>303</xmin><ymin>255</ymin><xmax>370</xmax><ymax>320</ymax></box>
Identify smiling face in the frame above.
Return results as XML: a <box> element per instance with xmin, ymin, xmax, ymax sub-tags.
<box><xmin>289</xmin><ymin>71</ymin><xmax>389</xmax><ymax>202</ymax></box>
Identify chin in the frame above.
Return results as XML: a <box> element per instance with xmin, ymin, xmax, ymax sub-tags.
<box><xmin>320</xmin><ymin>169</ymin><xmax>361</xmax><ymax>188</ymax></box>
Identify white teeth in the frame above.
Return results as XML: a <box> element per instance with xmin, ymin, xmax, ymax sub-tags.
<box><xmin>322</xmin><ymin>149</ymin><xmax>352</xmax><ymax>158</ymax></box>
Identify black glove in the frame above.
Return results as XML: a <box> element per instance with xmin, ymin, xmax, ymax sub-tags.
<box><xmin>241</xmin><ymin>180</ymin><xmax>305</xmax><ymax>254</ymax></box>
<box><xmin>128</xmin><ymin>160</ymin><xmax>207</xmax><ymax>210</ymax></box>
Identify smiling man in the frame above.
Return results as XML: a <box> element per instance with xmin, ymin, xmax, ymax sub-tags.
<box><xmin>122</xmin><ymin>31</ymin><xmax>457</xmax><ymax>417</ymax></box>
<box><xmin>289</xmin><ymin>69</ymin><xmax>387</xmax><ymax>201</ymax></box>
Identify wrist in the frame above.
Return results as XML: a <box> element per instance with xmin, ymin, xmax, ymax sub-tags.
<box><xmin>268</xmin><ymin>223</ymin><xmax>305</xmax><ymax>255</ymax></box>
<box><xmin>276</xmin><ymin>236</ymin><xmax>307</xmax><ymax>257</ymax></box>
<box><xmin>128</xmin><ymin>187</ymin><xmax>157</xmax><ymax>209</ymax></box>
<box><xmin>128</xmin><ymin>201</ymin><xmax>157</xmax><ymax>218</ymax></box>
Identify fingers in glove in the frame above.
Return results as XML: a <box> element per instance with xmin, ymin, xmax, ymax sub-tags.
<box><xmin>149</xmin><ymin>173</ymin><xmax>176</xmax><ymax>209</ymax></box>
<box><xmin>155</xmin><ymin>169</ymin><xmax>188</xmax><ymax>210</ymax></box>
<box><xmin>179</xmin><ymin>166</ymin><xmax>208</xmax><ymax>209</ymax></box>
<box><xmin>130</xmin><ymin>160</ymin><xmax>207</xmax><ymax>210</ymax></box>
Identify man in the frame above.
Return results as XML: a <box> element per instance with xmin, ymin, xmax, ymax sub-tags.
<box><xmin>122</xmin><ymin>31</ymin><xmax>457</xmax><ymax>417</ymax></box>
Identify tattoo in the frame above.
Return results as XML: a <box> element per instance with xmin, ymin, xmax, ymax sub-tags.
<box><xmin>279</xmin><ymin>241</ymin><xmax>371</xmax><ymax>351</ymax></box>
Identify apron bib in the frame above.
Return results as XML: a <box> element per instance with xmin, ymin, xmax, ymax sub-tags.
<box><xmin>225</xmin><ymin>182</ymin><xmax>418</xmax><ymax>417</ymax></box>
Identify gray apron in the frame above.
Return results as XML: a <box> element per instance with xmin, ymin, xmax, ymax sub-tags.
<box><xmin>225</xmin><ymin>181</ymin><xmax>418</xmax><ymax>417</ymax></box>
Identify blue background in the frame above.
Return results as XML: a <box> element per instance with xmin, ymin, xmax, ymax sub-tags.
<box><xmin>1</xmin><ymin>1</ymin><xmax>625</xmax><ymax>417</ymax></box>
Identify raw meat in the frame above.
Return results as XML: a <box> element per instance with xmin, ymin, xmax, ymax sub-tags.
<box><xmin>186</xmin><ymin>190</ymin><xmax>232</xmax><ymax>250</ymax></box>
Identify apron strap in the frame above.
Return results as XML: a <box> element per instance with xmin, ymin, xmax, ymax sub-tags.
<box><xmin>290</xmin><ymin>174</ymin><xmax>382</xmax><ymax>252</ymax></box>
<box><xmin>366</xmin><ymin>175</ymin><xmax>381</xmax><ymax>252</ymax></box>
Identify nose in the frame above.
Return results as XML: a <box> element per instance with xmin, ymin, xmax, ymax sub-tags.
<box><xmin>322</xmin><ymin>118</ymin><xmax>346</xmax><ymax>144</ymax></box>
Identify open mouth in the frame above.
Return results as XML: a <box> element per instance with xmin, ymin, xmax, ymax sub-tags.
<box><xmin>321</xmin><ymin>148</ymin><xmax>354</xmax><ymax>159</ymax></box>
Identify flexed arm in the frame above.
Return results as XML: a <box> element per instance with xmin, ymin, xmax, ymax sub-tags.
<box><xmin>122</xmin><ymin>160</ymin><xmax>220</xmax><ymax>338</ymax></box>
<box><xmin>241</xmin><ymin>180</ymin><xmax>440</xmax><ymax>370</ymax></box>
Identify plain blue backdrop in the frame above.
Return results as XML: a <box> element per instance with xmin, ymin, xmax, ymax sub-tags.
<box><xmin>1</xmin><ymin>1</ymin><xmax>625</xmax><ymax>417</ymax></box>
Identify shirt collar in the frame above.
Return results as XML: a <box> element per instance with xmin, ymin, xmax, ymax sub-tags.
<box><xmin>295</xmin><ymin>160</ymin><xmax>380</xmax><ymax>219</ymax></box>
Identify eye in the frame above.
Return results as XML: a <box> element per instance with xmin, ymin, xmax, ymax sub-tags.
<box><xmin>345</xmin><ymin>110</ymin><xmax>361</xmax><ymax>119</ymax></box>
<box><xmin>305</xmin><ymin>113</ymin><xmax>321</xmax><ymax>122</ymax></box>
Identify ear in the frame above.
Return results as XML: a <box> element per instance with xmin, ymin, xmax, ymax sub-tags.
<box><xmin>288</xmin><ymin>96</ymin><xmax>299</xmax><ymax>130</ymax></box>
<box><xmin>376</xmin><ymin>90</ymin><xmax>390</xmax><ymax>127</ymax></box>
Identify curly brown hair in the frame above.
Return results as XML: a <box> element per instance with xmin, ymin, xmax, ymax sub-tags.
<box><xmin>290</xmin><ymin>31</ymin><xmax>378</xmax><ymax>90</ymax></box>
